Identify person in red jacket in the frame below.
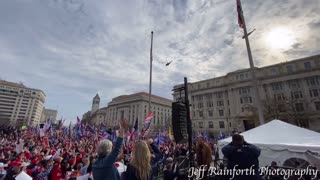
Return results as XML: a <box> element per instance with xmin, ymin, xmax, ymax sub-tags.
<box><xmin>50</xmin><ymin>157</ymin><xmax>63</xmax><ymax>180</ymax></box>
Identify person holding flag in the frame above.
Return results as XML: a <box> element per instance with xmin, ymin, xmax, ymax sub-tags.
<box><xmin>141</xmin><ymin>112</ymin><xmax>154</xmax><ymax>139</ymax></box>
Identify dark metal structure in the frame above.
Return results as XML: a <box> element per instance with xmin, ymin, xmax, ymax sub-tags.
<box><xmin>172</xmin><ymin>77</ymin><xmax>194</xmax><ymax>168</ymax></box>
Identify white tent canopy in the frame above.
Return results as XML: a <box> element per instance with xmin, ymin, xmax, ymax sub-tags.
<box><xmin>218</xmin><ymin>120</ymin><xmax>320</xmax><ymax>169</ymax></box>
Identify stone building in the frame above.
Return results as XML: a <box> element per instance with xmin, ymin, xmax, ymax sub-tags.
<box><xmin>173</xmin><ymin>54</ymin><xmax>320</xmax><ymax>136</ymax></box>
<box><xmin>82</xmin><ymin>92</ymin><xmax>172</xmax><ymax>132</ymax></box>
<box><xmin>40</xmin><ymin>108</ymin><xmax>58</xmax><ymax>124</ymax></box>
<box><xmin>0</xmin><ymin>80</ymin><xmax>46</xmax><ymax>126</ymax></box>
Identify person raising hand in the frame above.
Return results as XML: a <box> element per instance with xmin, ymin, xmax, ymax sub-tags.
<box><xmin>92</xmin><ymin>120</ymin><xmax>127</xmax><ymax>180</ymax></box>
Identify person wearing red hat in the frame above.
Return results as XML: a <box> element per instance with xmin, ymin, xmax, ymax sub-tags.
<box><xmin>32</xmin><ymin>158</ymin><xmax>40</xmax><ymax>166</ymax></box>
<box><xmin>24</xmin><ymin>151</ymin><xmax>31</xmax><ymax>160</ymax></box>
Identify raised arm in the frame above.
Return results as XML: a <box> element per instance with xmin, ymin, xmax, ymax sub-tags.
<box><xmin>103</xmin><ymin>120</ymin><xmax>127</xmax><ymax>164</ymax></box>
<box><xmin>104</xmin><ymin>137</ymin><xmax>123</xmax><ymax>163</ymax></box>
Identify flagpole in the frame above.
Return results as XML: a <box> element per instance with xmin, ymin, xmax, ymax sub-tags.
<box><xmin>148</xmin><ymin>31</ymin><xmax>153</xmax><ymax>115</ymax></box>
<box><xmin>238</xmin><ymin>0</ymin><xmax>265</xmax><ymax>125</ymax></box>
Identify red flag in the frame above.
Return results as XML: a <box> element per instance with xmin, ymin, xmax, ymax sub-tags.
<box><xmin>236</xmin><ymin>0</ymin><xmax>244</xmax><ymax>28</ymax></box>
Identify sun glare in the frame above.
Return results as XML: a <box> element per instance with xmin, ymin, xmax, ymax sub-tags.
<box><xmin>266</xmin><ymin>27</ymin><xmax>295</xmax><ymax>50</ymax></box>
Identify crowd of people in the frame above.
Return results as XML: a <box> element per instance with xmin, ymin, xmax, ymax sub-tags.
<box><xmin>0</xmin><ymin>120</ymin><xmax>221</xmax><ymax>180</ymax></box>
<box><xmin>0</xmin><ymin>120</ymin><xmax>318</xmax><ymax>180</ymax></box>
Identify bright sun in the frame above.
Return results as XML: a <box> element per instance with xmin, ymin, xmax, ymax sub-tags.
<box><xmin>266</xmin><ymin>27</ymin><xmax>295</xmax><ymax>50</ymax></box>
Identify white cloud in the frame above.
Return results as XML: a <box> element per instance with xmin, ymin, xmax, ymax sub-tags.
<box><xmin>0</xmin><ymin>0</ymin><xmax>319</xmax><ymax>120</ymax></box>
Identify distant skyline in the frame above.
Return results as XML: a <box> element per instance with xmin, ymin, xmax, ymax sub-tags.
<box><xmin>0</xmin><ymin>0</ymin><xmax>319</xmax><ymax>122</ymax></box>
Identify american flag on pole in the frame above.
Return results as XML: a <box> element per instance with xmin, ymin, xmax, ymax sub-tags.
<box><xmin>236</xmin><ymin>0</ymin><xmax>244</xmax><ymax>28</ymax></box>
<box><xmin>141</xmin><ymin>112</ymin><xmax>154</xmax><ymax>138</ymax></box>
<box><xmin>130</xmin><ymin>118</ymin><xmax>138</xmax><ymax>141</ymax></box>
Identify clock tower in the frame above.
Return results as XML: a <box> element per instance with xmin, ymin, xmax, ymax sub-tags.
<box><xmin>91</xmin><ymin>93</ymin><xmax>100</xmax><ymax>114</ymax></box>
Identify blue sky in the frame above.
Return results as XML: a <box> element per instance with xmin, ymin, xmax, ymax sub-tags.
<box><xmin>0</xmin><ymin>0</ymin><xmax>319</xmax><ymax>122</ymax></box>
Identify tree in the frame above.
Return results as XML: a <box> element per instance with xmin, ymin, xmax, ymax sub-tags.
<box><xmin>262</xmin><ymin>97</ymin><xmax>311</xmax><ymax>128</ymax></box>
<box><xmin>284</xmin><ymin>99</ymin><xmax>311</xmax><ymax>128</ymax></box>
<box><xmin>262</xmin><ymin>98</ymin><xmax>284</xmax><ymax>121</ymax></box>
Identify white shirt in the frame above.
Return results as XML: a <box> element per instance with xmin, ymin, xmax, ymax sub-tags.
<box><xmin>0</xmin><ymin>169</ymin><xmax>7</xmax><ymax>180</ymax></box>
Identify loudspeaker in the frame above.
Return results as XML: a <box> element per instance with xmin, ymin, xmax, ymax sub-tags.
<box><xmin>172</xmin><ymin>102</ymin><xmax>188</xmax><ymax>143</ymax></box>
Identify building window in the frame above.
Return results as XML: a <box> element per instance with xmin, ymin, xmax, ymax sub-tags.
<box><xmin>207</xmin><ymin>101</ymin><xmax>214</xmax><ymax>108</ymax></box>
<box><xmin>239</xmin><ymin>87</ymin><xmax>250</xmax><ymax>94</ymax></box>
<box><xmin>304</xmin><ymin>62</ymin><xmax>311</xmax><ymax>69</ymax></box>
<box><xmin>240</xmin><ymin>97</ymin><xmax>252</xmax><ymax>104</ymax></box>
<box><xmin>288</xmin><ymin>80</ymin><xmax>300</xmax><ymax>89</ymax></box>
<box><xmin>309</xmin><ymin>89</ymin><xmax>319</xmax><ymax>97</ymax></box>
<box><xmin>270</xmin><ymin>68</ymin><xmax>278</xmax><ymax>75</ymax></box>
<box><xmin>208</xmin><ymin>110</ymin><xmax>213</xmax><ymax>117</ymax></box>
<box><xmin>315</xmin><ymin>102</ymin><xmax>320</xmax><ymax>110</ymax></box>
<box><xmin>274</xmin><ymin>93</ymin><xmax>285</xmax><ymax>101</ymax></box>
<box><xmin>197</xmin><ymin>95</ymin><xmax>203</xmax><ymax>101</ymax></box>
<box><xmin>291</xmin><ymin>91</ymin><xmax>303</xmax><ymax>99</ymax></box>
<box><xmin>207</xmin><ymin>83</ymin><xmax>210</xmax><ymax>88</ymax></box>
<box><xmin>199</xmin><ymin>122</ymin><xmax>204</xmax><ymax>129</ymax></box>
<box><xmin>243</xmin><ymin>97</ymin><xmax>252</xmax><ymax>104</ymax></box>
<box><xmin>286</xmin><ymin>65</ymin><xmax>293</xmax><ymax>73</ymax></box>
<box><xmin>199</xmin><ymin>111</ymin><xmax>203</xmax><ymax>118</ymax></box>
<box><xmin>219</xmin><ymin>110</ymin><xmax>224</xmax><ymax>116</ymax></box>
<box><xmin>206</xmin><ymin>93</ymin><xmax>213</xmax><ymax>99</ymax></box>
<box><xmin>244</xmin><ymin>107</ymin><xmax>251</xmax><ymax>112</ymax></box>
<box><xmin>295</xmin><ymin>103</ymin><xmax>304</xmax><ymax>112</ymax></box>
<box><xmin>306</xmin><ymin>76</ymin><xmax>320</xmax><ymax>87</ymax></box>
<box><xmin>271</xmin><ymin>82</ymin><xmax>283</xmax><ymax>91</ymax></box>
<box><xmin>198</xmin><ymin>103</ymin><xmax>204</xmax><ymax>108</ymax></box>
<box><xmin>240</xmin><ymin>74</ymin><xmax>244</xmax><ymax>80</ymax></box>
<box><xmin>209</xmin><ymin>121</ymin><xmax>214</xmax><ymax>128</ymax></box>
<box><xmin>278</xmin><ymin>104</ymin><xmax>286</xmax><ymax>112</ymax></box>
<box><xmin>219</xmin><ymin>121</ymin><xmax>225</xmax><ymax>128</ymax></box>
<box><xmin>217</xmin><ymin>101</ymin><xmax>224</xmax><ymax>106</ymax></box>
<box><xmin>215</xmin><ymin>92</ymin><xmax>223</xmax><ymax>99</ymax></box>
